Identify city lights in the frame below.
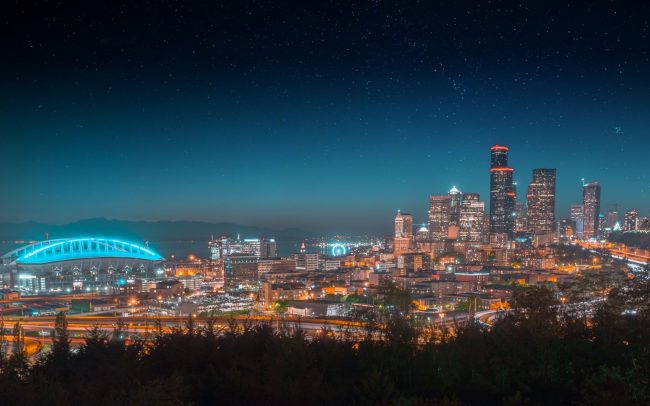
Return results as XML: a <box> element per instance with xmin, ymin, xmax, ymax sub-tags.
<box><xmin>1</xmin><ymin>2</ymin><xmax>649</xmax><ymax>403</ymax></box>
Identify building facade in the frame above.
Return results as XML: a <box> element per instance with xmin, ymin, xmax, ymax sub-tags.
<box><xmin>223</xmin><ymin>254</ymin><xmax>259</xmax><ymax>288</ymax></box>
<box><xmin>526</xmin><ymin>168</ymin><xmax>557</xmax><ymax>234</ymax></box>
<box><xmin>605</xmin><ymin>211</ymin><xmax>619</xmax><ymax>229</ymax></box>
<box><xmin>459</xmin><ymin>192</ymin><xmax>485</xmax><ymax>242</ymax></box>
<box><xmin>489</xmin><ymin>145</ymin><xmax>516</xmax><ymax>237</ymax></box>
<box><xmin>428</xmin><ymin>194</ymin><xmax>451</xmax><ymax>240</ymax></box>
<box><xmin>624</xmin><ymin>208</ymin><xmax>638</xmax><ymax>231</ymax></box>
<box><xmin>394</xmin><ymin>210</ymin><xmax>414</xmax><ymax>255</ymax></box>
<box><xmin>570</xmin><ymin>204</ymin><xmax>584</xmax><ymax>237</ymax></box>
<box><xmin>582</xmin><ymin>182</ymin><xmax>601</xmax><ymax>239</ymax></box>
<box><xmin>210</xmin><ymin>236</ymin><xmax>277</xmax><ymax>259</ymax></box>
<box><xmin>394</xmin><ymin>210</ymin><xmax>413</xmax><ymax>238</ymax></box>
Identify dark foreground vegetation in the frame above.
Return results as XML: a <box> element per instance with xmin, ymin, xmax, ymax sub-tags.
<box><xmin>610</xmin><ymin>229</ymin><xmax>650</xmax><ymax>249</ymax></box>
<box><xmin>1</xmin><ymin>273</ymin><xmax>649</xmax><ymax>405</ymax></box>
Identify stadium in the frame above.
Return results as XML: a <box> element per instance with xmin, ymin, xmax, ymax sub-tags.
<box><xmin>1</xmin><ymin>237</ymin><xmax>164</xmax><ymax>295</ymax></box>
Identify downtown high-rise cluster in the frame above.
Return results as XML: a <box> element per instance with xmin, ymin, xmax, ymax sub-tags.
<box><xmin>395</xmin><ymin>144</ymin><xmax>647</xmax><ymax>254</ymax></box>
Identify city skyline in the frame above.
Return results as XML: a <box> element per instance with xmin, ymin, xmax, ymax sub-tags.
<box><xmin>2</xmin><ymin>3</ymin><xmax>650</xmax><ymax>404</ymax></box>
<box><xmin>1</xmin><ymin>142</ymin><xmax>647</xmax><ymax>235</ymax></box>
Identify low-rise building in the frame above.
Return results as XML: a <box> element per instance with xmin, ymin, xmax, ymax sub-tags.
<box><xmin>261</xmin><ymin>281</ymin><xmax>308</xmax><ymax>308</ymax></box>
<box><xmin>286</xmin><ymin>300</ymin><xmax>348</xmax><ymax>317</ymax></box>
<box><xmin>153</xmin><ymin>279</ymin><xmax>184</xmax><ymax>298</ymax></box>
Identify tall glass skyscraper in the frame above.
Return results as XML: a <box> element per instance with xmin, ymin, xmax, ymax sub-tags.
<box><xmin>526</xmin><ymin>168</ymin><xmax>557</xmax><ymax>234</ymax></box>
<box><xmin>624</xmin><ymin>208</ymin><xmax>638</xmax><ymax>231</ymax></box>
<box><xmin>459</xmin><ymin>192</ymin><xmax>485</xmax><ymax>242</ymax></box>
<box><xmin>570</xmin><ymin>204</ymin><xmax>585</xmax><ymax>237</ymax></box>
<box><xmin>428</xmin><ymin>194</ymin><xmax>451</xmax><ymax>240</ymax></box>
<box><xmin>427</xmin><ymin>186</ymin><xmax>463</xmax><ymax>241</ymax></box>
<box><xmin>582</xmin><ymin>182</ymin><xmax>601</xmax><ymax>238</ymax></box>
<box><xmin>489</xmin><ymin>145</ymin><xmax>516</xmax><ymax>237</ymax></box>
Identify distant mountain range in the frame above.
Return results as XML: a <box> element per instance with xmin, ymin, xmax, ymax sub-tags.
<box><xmin>0</xmin><ymin>218</ymin><xmax>315</xmax><ymax>243</ymax></box>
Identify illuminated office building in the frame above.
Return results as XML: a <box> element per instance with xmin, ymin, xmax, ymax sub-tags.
<box><xmin>427</xmin><ymin>186</ymin><xmax>465</xmax><ymax>241</ymax></box>
<box><xmin>428</xmin><ymin>194</ymin><xmax>451</xmax><ymax>240</ymax></box>
<box><xmin>448</xmin><ymin>185</ymin><xmax>462</xmax><ymax>226</ymax></box>
<box><xmin>582</xmin><ymin>182</ymin><xmax>601</xmax><ymax>238</ymax></box>
<box><xmin>514</xmin><ymin>202</ymin><xmax>526</xmax><ymax>232</ymax></box>
<box><xmin>557</xmin><ymin>219</ymin><xmax>576</xmax><ymax>239</ymax></box>
<box><xmin>260</xmin><ymin>237</ymin><xmax>277</xmax><ymax>258</ymax></box>
<box><xmin>526</xmin><ymin>168</ymin><xmax>556</xmax><ymax>234</ymax></box>
<box><xmin>624</xmin><ymin>209</ymin><xmax>638</xmax><ymax>231</ymax></box>
<box><xmin>459</xmin><ymin>193</ymin><xmax>485</xmax><ymax>242</ymax></box>
<box><xmin>570</xmin><ymin>204</ymin><xmax>584</xmax><ymax>237</ymax></box>
<box><xmin>397</xmin><ymin>252</ymin><xmax>431</xmax><ymax>275</ymax></box>
<box><xmin>393</xmin><ymin>210</ymin><xmax>414</xmax><ymax>255</ymax></box>
<box><xmin>605</xmin><ymin>211</ymin><xmax>619</xmax><ymax>229</ymax></box>
<box><xmin>210</xmin><ymin>236</ymin><xmax>276</xmax><ymax>259</ymax></box>
<box><xmin>489</xmin><ymin>145</ymin><xmax>516</xmax><ymax>237</ymax></box>
<box><xmin>223</xmin><ymin>254</ymin><xmax>259</xmax><ymax>288</ymax></box>
<box><xmin>598</xmin><ymin>214</ymin><xmax>609</xmax><ymax>239</ymax></box>
<box><xmin>294</xmin><ymin>252</ymin><xmax>319</xmax><ymax>271</ymax></box>
<box><xmin>394</xmin><ymin>210</ymin><xmax>413</xmax><ymax>237</ymax></box>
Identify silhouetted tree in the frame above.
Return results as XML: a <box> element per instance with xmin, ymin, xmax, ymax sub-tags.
<box><xmin>0</xmin><ymin>285</ymin><xmax>649</xmax><ymax>404</ymax></box>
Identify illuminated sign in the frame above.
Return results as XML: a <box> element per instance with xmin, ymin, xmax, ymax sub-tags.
<box><xmin>331</xmin><ymin>243</ymin><xmax>347</xmax><ymax>257</ymax></box>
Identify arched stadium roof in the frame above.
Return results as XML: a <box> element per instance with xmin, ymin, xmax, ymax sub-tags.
<box><xmin>1</xmin><ymin>238</ymin><xmax>163</xmax><ymax>265</ymax></box>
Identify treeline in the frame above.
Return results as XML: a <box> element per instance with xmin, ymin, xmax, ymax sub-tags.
<box><xmin>1</xmin><ymin>275</ymin><xmax>649</xmax><ymax>405</ymax></box>
<box><xmin>610</xmin><ymin>230</ymin><xmax>650</xmax><ymax>249</ymax></box>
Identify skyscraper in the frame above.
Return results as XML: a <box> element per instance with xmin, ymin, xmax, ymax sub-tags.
<box><xmin>394</xmin><ymin>210</ymin><xmax>413</xmax><ymax>255</ymax></box>
<box><xmin>448</xmin><ymin>185</ymin><xmax>462</xmax><ymax>227</ymax></box>
<box><xmin>514</xmin><ymin>201</ymin><xmax>526</xmax><ymax>232</ymax></box>
<box><xmin>428</xmin><ymin>194</ymin><xmax>451</xmax><ymax>240</ymax></box>
<box><xmin>582</xmin><ymin>182</ymin><xmax>601</xmax><ymax>238</ymax></box>
<box><xmin>489</xmin><ymin>145</ymin><xmax>516</xmax><ymax>237</ymax></box>
<box><xmin>394</xmin><ymin>210</ymin><xmax>413</xmax><ymax>238</ymax></box>
<box><xmin>624</xmin><ymin>208</ymin><xmax>638</xmax><ymax>231</ymax></box>
<box><xmin>260</xmin><ymin>237</ymin><xmax>277</xmax><ymax>258</ymax></box>
<box><xmin>459</xmin><ymin>192</ymin><xmax>485</xmax><ymax>242</ymax></box>
<box><xmin>526</xmin><ymin>168</ymin><xmax>557</xmax><ymax>234</ymax></box>
<box><xmin>605</xmin><ymin>210</ymin><xmax>619</xmax><ymax>229</ymax></box>
<box><xmin>570</xmin><ymin>204</ymin><xmax>584</xmax><ymax>237</ymax></box>
<box><xmin>427</xmin><ymin>186</ymin><xmax>464</xmax><ymax>240</ymax></box>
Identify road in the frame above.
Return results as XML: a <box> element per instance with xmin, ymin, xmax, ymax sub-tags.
<box><xmin>4</xmin><ymin>309</ymin><xmax>491</xmax><ymax>339</ymax></box>
<box><xmin>575</xmin><ymin>241</ymin><xmax>649</xmax><ymax>266</ymax></box>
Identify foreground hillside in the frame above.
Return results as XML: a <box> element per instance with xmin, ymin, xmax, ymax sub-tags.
<box><xmin>1</xmin><ymin>279</ymin><xmax>649</xmax><ymax>405</ymax></box>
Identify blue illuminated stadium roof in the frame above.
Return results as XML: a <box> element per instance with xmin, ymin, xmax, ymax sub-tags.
<box><xmin>1</xmin><ymin>238</ymin><xmax>163</xmax><ymax>265</ymax></box>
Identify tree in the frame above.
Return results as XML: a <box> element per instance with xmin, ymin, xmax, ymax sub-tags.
<box><xmin>51</xmin><ymin>311</ymin><xmax>71</xmax><ymax>363</ymax></box>
<box><xmin>272</xmin><ymin>300</ymin><xmax>288</xmax><ymax>315</ymax></box>
<box><xmin>379</xmin><ymin>281</ymin><xmax>418</xmax><ymax>344</ymax></box>
<box><xmin>5</xmin><ymin>322</ymin><xmax>28</xmax><ymax>378</ymax></box>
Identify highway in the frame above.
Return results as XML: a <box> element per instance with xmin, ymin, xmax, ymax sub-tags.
<box><xmin>575</xmin><ymin>241</ymin><xmax>650</xmax><ymax>266</ymax></box>
<box><xmin>3</xmin><ymin>310</ymin><xmax>487</xmax><ymax>340</ymax></box>
<box><xmin>0</xmin><ymin>292</ymin><xmax>114</xmax><ymax>305</ymax></box>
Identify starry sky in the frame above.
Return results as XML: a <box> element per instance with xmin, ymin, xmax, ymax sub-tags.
<box><xmin>2</xmin><ymin>1</ymin><xmax>650</xmax><ymax>234</ymax></box>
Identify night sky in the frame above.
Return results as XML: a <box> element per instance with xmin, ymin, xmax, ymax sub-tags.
<box><xmin>2</xmin><ymin>1</ymin><xmax>650</xmax><ymax>233</ymax></box>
